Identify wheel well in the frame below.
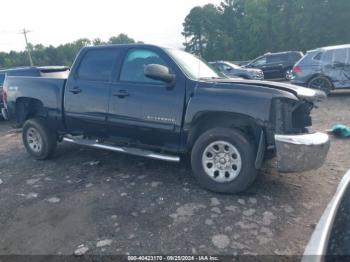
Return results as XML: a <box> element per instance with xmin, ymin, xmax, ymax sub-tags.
<box><xmin>307</xmin><ymin>74</ymin><xmax>334</xmax><ymax>89</ymax></box>
<box><xmin>188</xmin><ymin>112</ymin><xmax>263</xmax><ymax>150</ymax></box>
<box><xmin>15</xmin><ymin>98</ymin><xmax>46</xmax><ymax>127</ymax></box>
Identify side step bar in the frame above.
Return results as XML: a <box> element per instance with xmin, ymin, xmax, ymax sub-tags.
<box><xmin>63</xmin><ymin>137</ymin><xmax>180</xmax><ymax>162</ymax></box>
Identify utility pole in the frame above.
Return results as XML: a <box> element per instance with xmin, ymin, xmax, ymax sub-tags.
<box><xmin>20</xmin><ymin>28</ymin><xmax>34</xmax><ymax>66</ymax></box>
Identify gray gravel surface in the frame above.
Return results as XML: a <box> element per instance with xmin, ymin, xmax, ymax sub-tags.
<box><xmin>0</xmin><ymin>90</ymin><xmax>349</xmax><ymax>255</ymax></box>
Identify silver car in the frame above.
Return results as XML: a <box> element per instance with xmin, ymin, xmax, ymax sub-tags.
<box><xmin>209</xmin><ymin>61</ymin><xmax>264</xmax><ymax>80</ymax></box>
<box><xmin>304</xmin><ymin>169</ymin><xmax>350</xmax><ymax>260</ymax></box>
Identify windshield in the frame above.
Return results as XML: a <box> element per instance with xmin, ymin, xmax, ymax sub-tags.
<box><xmin>166</xmin><ymin>49</ymin><xmax>225</xmax><ymax>80</ymax></box>
<box><xmin>225</xmin><ymin>62</ymin><xmax>240</xmax><ymax>69</ymax></box>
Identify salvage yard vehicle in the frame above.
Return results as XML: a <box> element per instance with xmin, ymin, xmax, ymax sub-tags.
<box><xmin>304</xmin><ymin>170</ymin><xmax>350</xmax><ymax>261</ymax></box>
<box><xmin>0</xmin><ymin>66</ymin><xmax>70</xmax><ymax>119</ymax></box>
<box><xmin>291</xmin><ymin>44</ymin><xmax>350</xmax><ymax>95</ymax></box>
<box><xmin>2</xmin><ymin>44</ymin><xmax>330</xmax><ymax>193</ymax></box>
<box><xmin>244</xmin><ymin>51</ymin><xmax>304</xmax><ymax>80</ymax></box>
<box><xmin>209</xmin><ymin>61</ymin><xmax>264</xmax><ymax>80</ymax></box>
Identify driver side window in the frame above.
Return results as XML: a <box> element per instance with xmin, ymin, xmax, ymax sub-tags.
<box><xmin>220</xmin><ymin>63</ymin><xmax>232</xmax><ymax>71</ymax></box>
<box><xmin>120</xmin><ymin>49</ymin><xmax>168</xmax><ymax>84</ymax></box>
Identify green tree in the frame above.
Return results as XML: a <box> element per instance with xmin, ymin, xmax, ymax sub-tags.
<box><xmin>182</xmin><ymin>4</ymin><xmax>223</xmax><ymax>60</ymax></box>
<box><xmin>183</xmin><ymin>0</ymin><xmax>350</xmax><ymax>61</ymax></box>
<box><xmin>0</xmin><ymin>34</ymin><xmax>137</xmax><ymax>68</ymax></box>
<box><xmin>108</xmin><ymin>34</ymin><xmax>135</xmax><ymax>44</ymax></box>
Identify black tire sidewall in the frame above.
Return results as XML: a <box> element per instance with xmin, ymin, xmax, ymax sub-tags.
<box><xmin>191</xmin><ymin>128</ymin><xmax>258</xmax><ymax>194</ymax></box>
<box><xmin>309</xmin><ymin>76</ymin><xmax>332</xmax><ymax>95</ymax></box>
<box><xmin>22</xmin><ymin>119</ymin><xmax>56</xmax><ymax>160</ymax></box>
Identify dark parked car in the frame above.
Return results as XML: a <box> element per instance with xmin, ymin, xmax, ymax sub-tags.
<box><xmin>0</xmin><ymin>66</ymin><xmax>70</xmax><ymax>119</ymax></box>
<box><xmin>3</xmin><ymin>44</ymin><xmax>329</xmax><ymax>194</ymax></box>
<box><xmin>244</xmin><ymin>51</ymin><xmax>304</xmax><ymax>80</ymax></box>
<box><xmin>291</xmin><ymin>44</ymin><xmax>350</xmax><ymax>95</ymax></box>
<box><xmin>209</xmin><ymin>61</ymin><xmax>264</xmax><ymax>80</ymax></box>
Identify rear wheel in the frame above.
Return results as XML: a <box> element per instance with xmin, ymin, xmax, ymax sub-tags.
<box><xmin>22</xmin><ymin>118</ymin><xmax>57</xmax><ymax>160</ymax></box>
<box><xmin>308</xmin><ymin>76</ymin><xmax>333</xmax><ymax>95</ymax></box>
<box><xmin>191</xmin><ymin>128</ymin><xmax>258</xmax><ymax>194</ymax></box>
<box><xmin>285</xmin><ymin>69</ymin><xmax>293</xmax><ymax>81</ymax></box>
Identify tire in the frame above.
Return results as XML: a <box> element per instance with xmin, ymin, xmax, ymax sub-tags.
<box><xmin>308</xmin><ymin>76</ymin><xmax>333</xmax><ymax>95</ymax></box>
<box><xmin>191</xmin><ymin>128</ymin><xmax>258</xmax><ymax>194</ymax></box>
<box><xmin>285</xmin><ymin>69</ymin><xmax>293</xmax><ymax>81</ymax></box>
<box><xmin>22</xmin><ymin>118</ymin><xmax>57</xmax><ymax>160</ymax></box>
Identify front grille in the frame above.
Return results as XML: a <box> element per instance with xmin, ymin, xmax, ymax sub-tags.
<box><xmin>272</xmin><ymin>98</ymin><xmax>313</xmax><ymax>134</ymax></box>
<box><xmin>292</xmin><ymin>101</ymin><xmax>313</xmax><ymax>129</ymax></box>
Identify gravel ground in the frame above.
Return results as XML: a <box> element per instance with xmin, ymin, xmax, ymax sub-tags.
<box><xmin>0</xmin><ymin>90</ymin><xmax>349</xmax><ymax>256</ymax></box>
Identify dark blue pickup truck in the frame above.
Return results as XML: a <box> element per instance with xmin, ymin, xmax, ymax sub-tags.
<box><xmin>2</xmin><ymin>44</ymin><xmax>330</xmax><ymax>193</ymax></box>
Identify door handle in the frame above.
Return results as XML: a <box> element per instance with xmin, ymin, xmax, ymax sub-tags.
<box><xmin>113</xmin><ymin>90</ymin><xmax>130</xmax><ymax>98</ymax></box>
<box><xmin>69</xmin><ymin>87</ymin><xmax>82</xmax><ymax>94</ymax></box>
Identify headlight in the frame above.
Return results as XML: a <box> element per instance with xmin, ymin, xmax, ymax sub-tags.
<box><xmin>297</xmin><ymin>88</ymin><xmax>326</xmax><ymax>102</ymax></box>
<box><xmin>297</xmin><ymin>88</ymin><xmax>316</xmax><ymax>97</ymax></box>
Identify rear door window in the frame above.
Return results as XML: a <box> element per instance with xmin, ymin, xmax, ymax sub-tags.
<box><xmin>267</xmin><ymin>55</ymin><xmax>284</xmax><ymax>64</ymax></box>
<box><xmin>77</xmin><ymin>49</ymin><xmax>118</xmax><ymax>82</ymax></box>
<box><xmin>323</xmin><ymin>50</ymin><xmax>334</xmax><ymax>65</ymax></box>
<box><xmin>332</xmin><ymin>49</ymin><xmax>347</xmax><ymax>66</ymax></box>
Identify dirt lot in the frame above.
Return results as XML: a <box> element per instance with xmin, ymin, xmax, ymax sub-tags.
<box><xmin>0</xmin><ymin>91</ymin><xmax>349</xmax><ymax>256</ymax></box>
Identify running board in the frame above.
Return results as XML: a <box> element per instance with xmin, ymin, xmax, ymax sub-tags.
<box><xmin>63</xmin><ymin>137</ymin><xmax>180</xmax><ymax>162</ymax></box>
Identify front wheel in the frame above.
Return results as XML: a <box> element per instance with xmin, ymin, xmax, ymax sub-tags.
<box><xmin>191</xmin><ymin>128</ymin><xmax>258</xmax><ymax>194</ymax></box>
<box><xmin>22</xmin><ymin>118</ymin><xmax>57</xmax><ymax>160</ymax></box>
<box><xmin>308</xmin><ymin>76</ymin><xmax>333</xmax><ymax>95</ymax></box>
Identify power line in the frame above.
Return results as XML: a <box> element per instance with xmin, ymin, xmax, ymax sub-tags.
<box><xmin>19</xmin><ymin>28</ymin><xmax>34</xmax><ymax>66</ymax></box>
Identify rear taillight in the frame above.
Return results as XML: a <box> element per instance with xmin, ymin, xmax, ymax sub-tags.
<box><xmin>292</xmin><ymin>66</ymin><xmax>302</xmax><ymax>74</ymax></box>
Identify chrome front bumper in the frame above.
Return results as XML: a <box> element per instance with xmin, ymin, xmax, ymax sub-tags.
<box><xmin>275</xmin><ymin>132</ymin><xmax>330</xmax><ymax>173</ymax></box>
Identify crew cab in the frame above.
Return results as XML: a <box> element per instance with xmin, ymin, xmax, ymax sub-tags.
<box><xmin>2</xmin><ymin>44</ymin><xmax>330</xmax><ymax>193</ymax></box>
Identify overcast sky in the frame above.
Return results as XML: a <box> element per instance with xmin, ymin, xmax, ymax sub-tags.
<box><xmin>0</xmin><ymin>0</ymin><xmax>222</xmax><ymax>52</ymax></box>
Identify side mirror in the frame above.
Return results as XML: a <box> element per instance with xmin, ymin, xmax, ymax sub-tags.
<box><xmin>144</xmin><ymin>64</ymin><xmax>175</xmax><ymax>83</ymax></box>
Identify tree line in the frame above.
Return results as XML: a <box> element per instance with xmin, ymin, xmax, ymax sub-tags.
<box><xmin>1</xmin><ymin>0</ymin><xmax>350</xmax><ymax>68</ymax></box>
<box><xmin>0</xmin><ymin>34</ymin><xmax>138</xmax><ymax>68</ymax></box>
<box><xmin>183</xmin><ymin>0</ymin><xmax>350</xmax><ymax>61</ymax></box>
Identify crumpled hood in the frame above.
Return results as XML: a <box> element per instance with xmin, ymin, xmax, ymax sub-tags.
<box><xmin>210</xmin><ymin>79</ymin><xmax>326</xmax><ymax>102</ymax></box>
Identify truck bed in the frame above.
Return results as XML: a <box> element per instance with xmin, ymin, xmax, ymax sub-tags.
<box><xmin>4</xmin><ymin>76</ymin><xmax>67</xmax><ymax>131</ymax></box>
